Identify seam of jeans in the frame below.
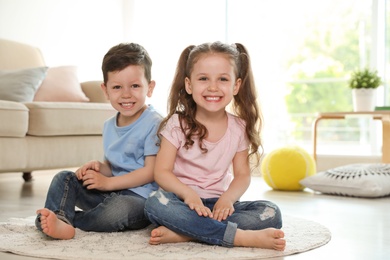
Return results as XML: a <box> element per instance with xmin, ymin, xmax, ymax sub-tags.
<box><xmin>58</xmin><ymin>172</ymin><xmax>73</xmax><ymax>225</ymax></box>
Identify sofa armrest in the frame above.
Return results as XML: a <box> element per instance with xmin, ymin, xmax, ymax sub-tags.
<box><xmin>81</xmin><ymin>81</ymin><xmax>108</xmax><ymax>103</ymax></box>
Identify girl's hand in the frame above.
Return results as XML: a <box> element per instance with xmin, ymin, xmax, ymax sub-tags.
<box><xmin>212</xmin><ymin>197</ymin><xmax>235</xmax><ymax>222</ymax></box>
<box><xmin>184</xmin><ymin>190</ymin><xmax>213</xmax><ymax>218</ymax></box>
<box><xmin>81</xmin><ymin>169</ymin><xmax>109</xmax><ymax>191</ymax></box>
<box><xmin>75</xmin><ymin>160</ymin><xmax>101</xmax><ymax>180</ymax></box>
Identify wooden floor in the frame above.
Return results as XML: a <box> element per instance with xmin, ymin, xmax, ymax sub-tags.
<box><xmin>0</xmin><ymin>169</ymin><xmax>389</xmax><ymax>260</ymax></box>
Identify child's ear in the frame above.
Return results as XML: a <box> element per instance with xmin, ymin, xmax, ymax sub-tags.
<box><xmin>100</xmin><ymin>83</ymin><xmax>109</xmax><ymax>99</ymax></box>
<box><xmin>233</xmin><ymin>78</ymin><xmax>242</xmax><ymax>95</ymax></box>
<box><xmin>147</xmin><ymin>80</ymin><xmax>156</xmax><ymax>97</ymax></box>
<box><xmin>185</xmin><ymin>77</ymin><xmax>192</xmax><ymax>94</ymax></box>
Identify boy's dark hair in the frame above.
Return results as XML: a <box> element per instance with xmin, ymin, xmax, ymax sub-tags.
<box><xmin>101</xmin><ymin>43</ymin><xmax>152</xmax><ymax>84</ymax></box>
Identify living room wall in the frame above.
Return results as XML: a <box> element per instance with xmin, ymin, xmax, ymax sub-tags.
<box><xmin>0</xmin><ymin>0</ymin><xmax>382</xmax><ymax>172</ymax></box>
<box><xmin>0</xmin><ymin>0</ymin><xmax>127</xmax><ymax>82</ymax></box>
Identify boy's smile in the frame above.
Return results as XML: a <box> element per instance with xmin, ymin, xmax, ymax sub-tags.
<box><xmin>120</xmin><ymin>102</ymin><xmax>135</xmax><ymax>109</ymax></box>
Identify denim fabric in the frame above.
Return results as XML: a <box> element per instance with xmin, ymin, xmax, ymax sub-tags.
<box><xmin>35</xmin><ymin>170</ymin><xmax>150</xmax><ymax>232</ymax></box>
<box><xmin>144</xmin><ymin>190</ymin><xmax>282</xmax><ymax>247</ymax></box>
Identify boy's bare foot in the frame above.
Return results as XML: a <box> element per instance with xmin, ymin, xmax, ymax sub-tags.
<box><xmin>36</xmin><ymin>208</ymin><xmax>75</xmax><ymax>240</ymax></box>
<box><xmin>149</xmin><ymin>226</ymin><xmax>192</xmax><ymax>245</ymax></box>
<box><xmin>234</xmin><ymin>228</ymin><xmax>286</xmax><ymax>251</ymax></box>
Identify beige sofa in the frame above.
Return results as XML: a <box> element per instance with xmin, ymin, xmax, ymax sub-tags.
<box><xmin>0</xmin><ymin>38</ymin><xmax>116</xmax><ymax>180</ymax></box>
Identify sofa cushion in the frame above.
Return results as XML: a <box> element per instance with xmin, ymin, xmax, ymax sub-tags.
<box><xmin>0</xmin><ymin>67</ymin><xmax>48</xmax><ymax>102</ymax></box>
<box><xmin>25</xmin><ymin>102</ymin><xmax>116</xmax><ymax>136</ymax></box>
<box><xmin>81</xmin><ymin>81</ymin><xmax>108</xmax><ymax>103</ymax></box>
<box><xmin>0</xmin><ymin>38</ymin><xmax>46</xmax><ymax>70</ymax></box>
<box><xmin>33</xmin><ymin>66</ymin><xmax>90</xmax><ymax>102</ymax></box>
<box><xmin>0</xmin><ymin>100</ymin><xmax>29</xmax><ymax>137</ymax></box>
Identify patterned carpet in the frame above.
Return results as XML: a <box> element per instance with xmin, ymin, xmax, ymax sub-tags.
<box><xmin>0</xmin><ymin>215</ymin><xmax>331</xmax><ymax>260</ymax></box>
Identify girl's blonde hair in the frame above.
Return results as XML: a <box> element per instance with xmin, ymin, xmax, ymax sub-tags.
<box><xmin>159</xmin><ymin>41</ymin><xmax>263</xmax><ymax>166</ymax></box>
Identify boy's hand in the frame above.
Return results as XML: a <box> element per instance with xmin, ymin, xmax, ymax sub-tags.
<box><xmin>183</xmin><ymin>190</ymin><xmax>213</xmax><ymax>218</ymax></box>
<box><xmin>212</xmin><ymin>197</ymin><xmax>235</xmax><ymax>222</ymax></box>
<box><xmin>75</xmin><ymin>160</ymin><xmax>101</xmax><ymax>180</ymax></box>
<box><xmin>81</xmin><ymin>169</ymin><xmax>109</xmax><ymax>191</ymax></box>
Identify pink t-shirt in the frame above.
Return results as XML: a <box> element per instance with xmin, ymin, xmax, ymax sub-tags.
<box><xmin>160</xmin><ymin>112</ymin><xmax>249</xmax><ymax>198</ymax></box>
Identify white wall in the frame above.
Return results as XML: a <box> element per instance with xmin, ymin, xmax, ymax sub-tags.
<box><xmin>0</xmin><ymin>0</ymin><xmax>126</xmax><ymax>81</ymax></box>
<box><xmin>0</xmin><ymin>0</ymin><xmax>383</xmax><ymax>170</ymax></box>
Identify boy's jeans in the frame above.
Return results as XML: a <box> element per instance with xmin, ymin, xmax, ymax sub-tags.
<box><xmin>36</xmin><ymin>170</ymin><xmax>150</xmax><ymax>232</ymax></box>
<box><xmin>144</xmin><ymin>189</ymin><xmax>282</xmax><ymax>247</ymax></box>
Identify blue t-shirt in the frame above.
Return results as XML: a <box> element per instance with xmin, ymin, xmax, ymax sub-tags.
<box><xmin>102</xmin><ymin>105</ymin><xmax>162</xmax><ymax>198</ymax></box>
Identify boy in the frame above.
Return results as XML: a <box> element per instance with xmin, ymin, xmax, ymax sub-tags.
<box><xmin>35</xmin><ymin>43</ymin><xmax>162</xmax><ymax>239</ymax></box>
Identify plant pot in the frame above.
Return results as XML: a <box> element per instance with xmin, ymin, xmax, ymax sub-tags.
<box><xmin>352</xmin><ymin>88</ymin><xmax>376</xmax><ymax>112</ymax></box>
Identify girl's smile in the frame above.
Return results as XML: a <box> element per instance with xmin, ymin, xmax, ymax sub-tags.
<box><xmin>204</xmin><ymin>96</ymin><xmax>222</xmax><ymax>101</ymax></box>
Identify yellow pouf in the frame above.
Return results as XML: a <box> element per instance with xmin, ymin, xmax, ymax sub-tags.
<box><xmin>261</xmin><ymin>146</ymin><xmax>316</xmax><ymax>191</ymax></box>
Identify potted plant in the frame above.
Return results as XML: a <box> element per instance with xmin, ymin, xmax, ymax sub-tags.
<box><xmin>348</xmin><ymin>68</ymin><xmax>382</xmax><ymax>111</ymax></box>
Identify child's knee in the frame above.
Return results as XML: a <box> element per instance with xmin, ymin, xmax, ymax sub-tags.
<box><xmin>262</xmin><ymin>203</ymin><xmax>283</xmax><ymax>229</ymax></box>
<box><xmin>52</xmin><ymin>170</ymin><xmax>75</xmax><ymax>184</ymax></box>
<box><xmin>145</xmin><ymin>190</ymin><xmax>172</xmax><ymax>215</ymax></box>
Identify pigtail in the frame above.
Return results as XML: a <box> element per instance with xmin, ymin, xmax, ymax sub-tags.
<box><xmin>169</xmin><ymin>45</ymin><xmax>194</xmax><ymax>115</ymax></box>
<box><xmin>232</xmin><ymin>43</ymin><xmax>263</xmax><ymax>166</ymax></box>
<box><xmin>158</xmin><ymin>46</ymin><xmax>192</xmax><ymax>137</ymax></box>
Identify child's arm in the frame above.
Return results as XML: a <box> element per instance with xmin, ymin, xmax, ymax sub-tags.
<box><xmin>80</xmin><ymin>156</ymin><xmax>155</xmax><ymax>191</ymax></box>
<box><xmin>155</xmin><ymin>137</ymin><xmax>213</xmax><ymax>218</ymax></box>
<box><xmin>212</xmin><ymin>149</ymin><xmax>251</xmax><ymax>221</ymax></box>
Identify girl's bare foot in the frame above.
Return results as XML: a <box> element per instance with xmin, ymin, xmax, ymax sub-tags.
<box><xmin>149</xmin><ymin>226</ymin><xmax>192</xmax><ymax>245</ymax></box>
<box><xmin>36</xmin><ymin>208</ymin><xmax>75</xmax><ymax>240</ymax></box>
<box><xmin>234</xmin><ymin>228</ymin><xmax>286</xmax><ymax>251</ymax></box>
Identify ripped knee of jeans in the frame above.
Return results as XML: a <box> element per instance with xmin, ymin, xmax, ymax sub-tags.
<box><xmin>152</xmin><ymin>190</ymin><xmax>169</xmax><ymax>206</ymax></box>
<box><xmin>259</xmin><ymin>206</ymin><xmax>276</xmax><ymax>221</ymax></box>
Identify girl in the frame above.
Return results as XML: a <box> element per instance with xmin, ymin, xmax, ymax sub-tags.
<box><xmin>144</xmin><ymin>41</ymin><xmax>285</xmax><ymax>250</ymax></box>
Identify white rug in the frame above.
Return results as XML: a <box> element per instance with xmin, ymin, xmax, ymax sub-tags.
<box><xmin>0</xmin><ymin>215</ymin><xmax>331</xmax><ymax>260</ymax></box>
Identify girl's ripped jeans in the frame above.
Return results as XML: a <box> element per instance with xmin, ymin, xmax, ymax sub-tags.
<box><xmin>144</xmin><ymin>189</ymin><xmax>282</xmax><ymax>247</ymax></box>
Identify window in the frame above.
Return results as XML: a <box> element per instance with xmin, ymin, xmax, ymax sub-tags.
<box><xmin>386</xmin><ymin>0</ymin><xmax>390</xmax><ymax>103</ymax></box>
<box><xmin>126</xmin><ymin>0</ymin><xmax>386</xmax><ymax>156</ymax></box>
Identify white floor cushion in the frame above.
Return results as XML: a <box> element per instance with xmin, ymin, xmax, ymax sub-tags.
<box><xmin>300</xmin><ymin>163</ymin><xmax>390</xmax><ymax>198</ymax></box>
